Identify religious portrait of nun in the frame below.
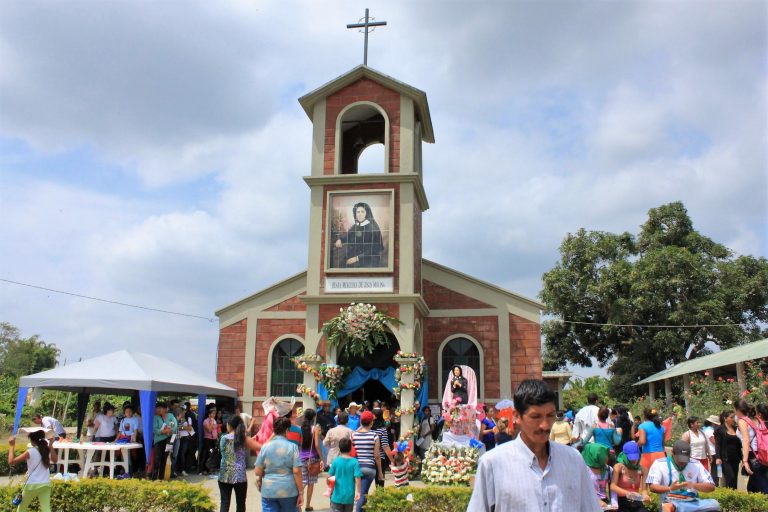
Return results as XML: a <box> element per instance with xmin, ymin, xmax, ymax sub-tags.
<box><xmin>328</xmin><ymin>192</ymin><xmax>392</xmax><ymax>270</ymax></box>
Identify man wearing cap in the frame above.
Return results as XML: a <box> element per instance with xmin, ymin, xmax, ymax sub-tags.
<box><xmin>647</xmin><ymin>440</ymin><xmax>716</xmax><ymax>512</ymax></box>
<box><xmin>346</xmin><ymin>402</ymin><xmax>361</xmax><ymax>431</ymax></box>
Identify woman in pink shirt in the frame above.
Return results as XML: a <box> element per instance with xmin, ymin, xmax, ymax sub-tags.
<box><xmin>200</xmin><ymin>407</ymin><xmax>219</xmax><ymax>475</ymax></box>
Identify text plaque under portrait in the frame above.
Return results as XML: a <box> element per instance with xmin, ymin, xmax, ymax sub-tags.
<box><xmin>325</xmin><ymin>277</ymin><xmax>394</xmax><ymax>293</ymax></box>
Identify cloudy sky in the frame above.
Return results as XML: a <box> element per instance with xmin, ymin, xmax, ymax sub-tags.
<box><xmin>1</xmin><ymin>1</ymin><xmax>765</xmax><ymax>383</ymax></box>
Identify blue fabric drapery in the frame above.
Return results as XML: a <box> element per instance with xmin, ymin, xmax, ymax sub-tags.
<box><xmin>316</xmin><ymin>365</ymin><xmax>429</xmax><ymax>413</ymax></box>
<box><xmin>338</xmin><ymin>367</ymin><xmax>397</xmax><ymax>399</ymax></box>
<box><xmin>13</xmin><ymin>386</ymin><xmax>28</xmax><ymax>435</ymax></box>
<box><xmin>139</xmin><ymin>390</ymin><xmax>158</xmax><ymax>464</ymax></box>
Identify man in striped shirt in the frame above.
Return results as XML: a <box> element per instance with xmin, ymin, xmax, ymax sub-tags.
<box><xmin>468</xmin><ymin>379</ymin><xmax>602</xmax><ymax>512</ymax></box>
<box><xmin>352</xmin><ymin>411</ymin><xmax>383</xmax><ymax>512</ymax></box>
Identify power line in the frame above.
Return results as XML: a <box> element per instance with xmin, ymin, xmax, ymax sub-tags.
<box><xmin>554</xmin><ymin>318</ymin><xmax>746</xmax><ymax>329</ymax></box>
<box><xmin>0</xmin><ymin>278</ymin><xmax>215</xmax><ymax>322</ymax></box>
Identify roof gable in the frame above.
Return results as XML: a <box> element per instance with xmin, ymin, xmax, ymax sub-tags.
<box><xmin>422</xmin><ymin>259</ymin><xmax>543</xmax><ymax>323</ymax></box>
<box><xmin>299</xmin><ymin>65</ymin><xmax>435</xmax><ymax>143</ymax></box>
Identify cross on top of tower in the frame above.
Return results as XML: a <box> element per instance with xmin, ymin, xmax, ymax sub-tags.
<box><xmin>346</xmin><ymin>8</ymin><xmax>387</xmax><ymax>66</ymax></box>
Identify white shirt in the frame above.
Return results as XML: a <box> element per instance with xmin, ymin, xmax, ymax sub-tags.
<box><xmin>26</xmin><ymin>446</ymin><xmax>51</xmax><ymax>484</ymax></box>
<box><xmin>701</xmin><ymin>426</ymin><xmax>716</xmax><ymax>456</ymax></box>
<box><xmin>572</xmin><ymin>405</ymin><xmax>599</xmax><ymax>441</ymax></box>
<box><xmin>684</xmin><ymin>429</ymin><xmax>708</xmax><ymax>459</ymax></box>
<box><xmin>467</xmin><ymin>435</ymin><xmax>602</xmax><ymax>512</ymax></box>
<box><xmin>94</xmin><ymin>413</ymin><xmax>116</xmax><ymax>438</ymax></box>
<box><xmin>41</xmin><ymin>416</ymin><xmax>66</xmax><ymax>437</ymax></box>
<box><xmin>647</xmin><ymin>457</ymin><xmax>714</xmax><ymax>487</ymax></box>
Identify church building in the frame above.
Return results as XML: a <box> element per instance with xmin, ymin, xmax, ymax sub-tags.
<box><xmin>215</xmin><ymin>65</ymin><xmax>552</xmax><ymax>419</ymax></box>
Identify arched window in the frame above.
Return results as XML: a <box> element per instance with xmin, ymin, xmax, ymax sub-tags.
<box><xmin>270</xmin><ymin>338</ymin><xmax>304</xmax><ymax>396</ymax></box>
<box><xmin>441</xmin><ymin>337</ymin><xmax>481</xmax><ymax>391</ymax></box>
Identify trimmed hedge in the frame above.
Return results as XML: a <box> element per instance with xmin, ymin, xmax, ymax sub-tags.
<box><xmin>0</xmin><ymin>479</ymin><xmax>215</xmax><ymax>512</ymax></box>
<box><xmin>0</xmin><ymin>447</ymin><xmax>27</xmax><ymax>475</ymax></box>
<box><xmin>690</xmin><ymin>488</ymin><xmax>768</xmax><ymax>512</ymax></box>
<box><xmin>365</xmin><ymin>485</ymin><xmax>768</xmax><ymax>512</ymax></box>
<box><xmin>365</xmin><ymin>486</ymin><xmax>471</xmax><ymax>512</ymax></box>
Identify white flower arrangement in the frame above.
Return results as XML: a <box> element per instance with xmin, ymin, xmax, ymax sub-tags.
<box><xmin>421</xmin><ymin>443</ymin><xmax>479</xmax><ymax>486</ymax></box>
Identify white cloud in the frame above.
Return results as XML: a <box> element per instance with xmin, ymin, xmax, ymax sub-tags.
<box><xmin>0</xmin><ymin>0</ymin><xmax>765</xmax><ymax>378</ymax></box>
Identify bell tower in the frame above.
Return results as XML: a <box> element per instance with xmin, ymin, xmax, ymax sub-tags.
<box><xmin>297</xmin><ymin>65</ymin><xmax>435</xmax><ymax>361</ymax></box>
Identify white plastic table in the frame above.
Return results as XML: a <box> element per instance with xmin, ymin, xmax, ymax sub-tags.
<box><xmin>53</xmin><ymin>441</ymin><xmax>142</xmax><ymax>478</ymax></box>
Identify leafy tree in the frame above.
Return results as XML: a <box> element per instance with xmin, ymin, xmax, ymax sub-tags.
<box><xmin>541</xmin><ymin>202</ymin><xmax>768</xmax><ymax>401</ymax></box>
<box><xmin>562</xmin><ymin>376</ymin><xmax>611</xmax><ymax>410</ymax></box>
<box><xmin>0</xmin><ymin>322</ymin><xmax>59</xmax><ymax>378</ymax></box>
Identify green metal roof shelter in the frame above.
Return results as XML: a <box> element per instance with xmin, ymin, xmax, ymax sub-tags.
<box><xmin>634</xmin><ymin>338</ymin><xmax>768</xmax><ymax>412</ymax></box>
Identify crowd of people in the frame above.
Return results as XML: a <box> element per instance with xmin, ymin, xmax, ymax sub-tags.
<box><xmin>5</xmin><ymin>384</ymin><xmax>767</xmax><ymax>512</ymax></box>
<box><xmin>469</xmin><ymin>385</ymin><xmax>767</xmax><ymax>512</ymax></box>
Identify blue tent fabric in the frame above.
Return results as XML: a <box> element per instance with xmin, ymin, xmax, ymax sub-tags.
<box><xmin>337</xmin><ymin>367</ymin><xmax>398</xmax><ymax>399</ymax></box>
<box><xmin>13</xmin><ymin>386</ymin><xmax>28</xmax><ymax>435</ymax></box>
<box><xmin>139</xmin><ymin>390</ymin><xmax>158</xmax><ymax>465</ymax></box>
<box><xmin>197</xmin><ymin>393</ymin><xmax>206</xmax><ymax>455</ymax></box>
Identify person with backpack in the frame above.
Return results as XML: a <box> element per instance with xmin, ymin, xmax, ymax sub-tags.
<box><xmin>735</xmin><ymin>400</ymin><xmax>768</xmax><ymax>494</ymax></box>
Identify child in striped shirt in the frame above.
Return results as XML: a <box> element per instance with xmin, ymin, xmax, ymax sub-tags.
<box><xmin>391</xmin><ymin>451</ymin><xmax>409</xmax><ymax>488</ymax></box>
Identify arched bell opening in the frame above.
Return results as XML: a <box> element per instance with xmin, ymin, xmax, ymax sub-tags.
<box><xmin>338</xmin><ymin>102</ymin><xmax>388</xmax><ymax>174</ymax></box>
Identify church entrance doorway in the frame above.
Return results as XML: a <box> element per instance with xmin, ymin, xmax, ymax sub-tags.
<box><xmin>337</xmin><ymin>332</ymin><xmax>399</xmax><ymax>409</ymax></box>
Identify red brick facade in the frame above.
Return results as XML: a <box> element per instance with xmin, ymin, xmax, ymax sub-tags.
<box><xmin>216</xmin><ymin>319</ymin><xmax>247</xmax><ymax>396</ymax></box>
<box><xmin>509</xmin><ymin>314</ymin><xmax>542</xmax><ymax>392</ymax></box>
<box><xmin>423</xmin><ymin>316</ymin><xmax>501</xmax><ymax>400</ymax></box>
<box><xmin>324</xmin><ymin>78</ymin><xmax>401</xmax><ymax>175</ymax></box>
<box><xmin>265</xmin><ymin>294</ymin><xmax>306</xmax><ymax>312</ymax></box>
<box><xmin>253</xmin><ymin>318</ymin><xmax>306</xmax><ymax>397</ymax></box>
<box><xmin>423</xmin><ymin>280</ymin><xmax>494</xmax><ymax>310</ymax></box>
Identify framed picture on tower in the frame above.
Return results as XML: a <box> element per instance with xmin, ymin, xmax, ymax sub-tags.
<box><xmin>326</xmin><ymin>189</ymin><xmax>394</xmax><ymax>273</ymax></box>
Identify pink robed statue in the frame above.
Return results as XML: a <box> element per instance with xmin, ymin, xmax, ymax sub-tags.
<box><xmin>442</xmin><ymin>364</ymin><xmax>478</xmax><ymax>410</ymax></box>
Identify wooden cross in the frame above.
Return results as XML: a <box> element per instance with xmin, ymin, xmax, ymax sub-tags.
<box><xmin>346</xmin><ymin>8</ymin><xmax>387</xmax><ymax>66</ymax></box>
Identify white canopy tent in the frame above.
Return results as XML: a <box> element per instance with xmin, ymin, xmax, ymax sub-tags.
<box><xmin>14</xmin><ymin>350</ymin><xmax>237</xmax><ymax>466</ymax></box>
<box><xmin>19</xmin><ymin>350</ymin><xmax>237</xmax><ymax>396</ymax></box>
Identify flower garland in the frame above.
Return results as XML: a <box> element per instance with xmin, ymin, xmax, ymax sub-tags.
<box><xmin>393</xmin><ymin>401</ymin><xmax>421</xmax><ymax>417</ymax></box>
<box><xmin>421</xmin><ymin>444</ymin><xmax>479</xmax><ymax>486</ymax></box>
<box><xmin>322</xmin><ymin>303</ymin><xmax>402</xmax><ymax>358</ymax></box>
<box><xmin>296</xmin><ymin>384</ymin><xmax>320</xmax><ymax>402</ymax></box>
<box><xmin>319</xmin><ymin>363</ymin><xmax>347</xmax><ymax>400</ymax></box>
<box><xmin>398</xmin><ymin>422</ymin><xmax>420</xmax><ymax>442</ymax></box>
<box><xmin>291</xmin><ymin>356</ymin><xmax>322</xmax><ymax>381</ymax></box>
<box><xmin>291</xmin><ymin>357</ymin><xmax>349</xmax><ymax>401</ymax></box>
<box><xmin>394</xmin><ymin>354</ymin><xmax>426</xmax><ymax>383</ymax></box>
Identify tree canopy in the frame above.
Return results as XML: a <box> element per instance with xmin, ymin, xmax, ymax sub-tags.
<box><xmin>0</xmin><ymin>322</ymin><xmax>59</xmax><ymax>378</ymax></box>
<box><xmin>540</xmin><ymin>202</ymin><xmax>768</xmax><ymax>400</ymax></box>
<box><xmin>562</xmin><ymin>376</ymin><xmax>610</xmax><ymax>410</ymax></box>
